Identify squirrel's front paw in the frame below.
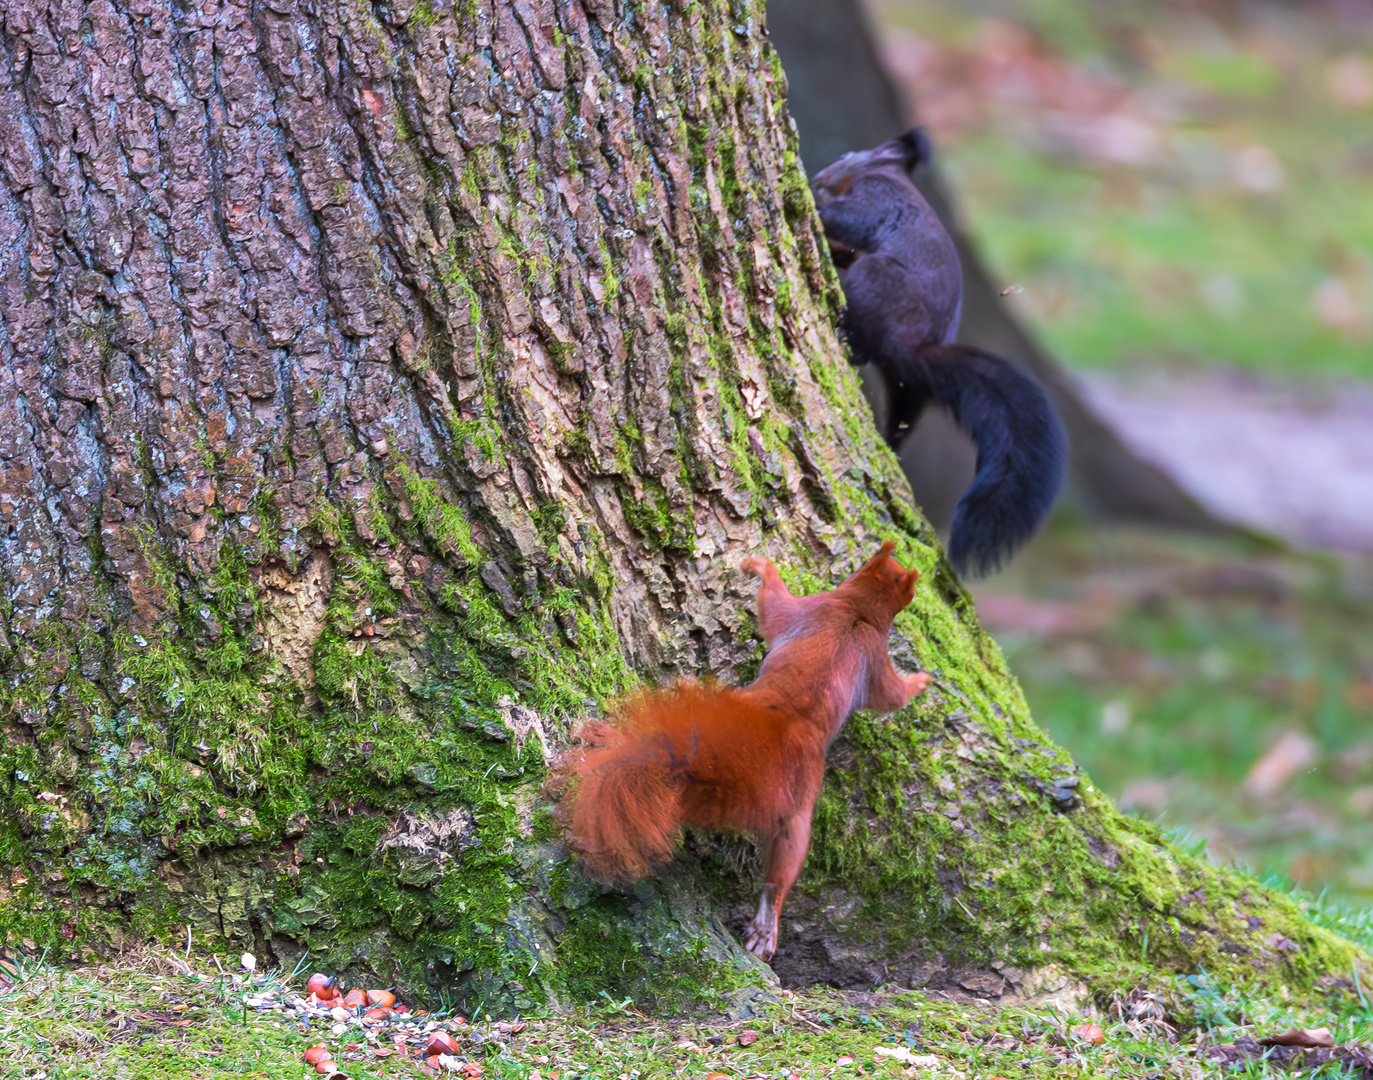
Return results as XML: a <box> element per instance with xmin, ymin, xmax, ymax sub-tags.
<box><xmin>905</xmin><ymin>672</ymin><xmax>933</xmax><ymax>697</ymax></box>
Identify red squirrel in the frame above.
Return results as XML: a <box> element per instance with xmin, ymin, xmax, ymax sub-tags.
<box><xmin>550</xmin><ymin>541</ymin><xmax>931</xmax><ymax>961</ymax></box>
<box><xmin>811</xmin><ymin>129</ymin><xmax>1067</xmax><ymax>577</ymax></box>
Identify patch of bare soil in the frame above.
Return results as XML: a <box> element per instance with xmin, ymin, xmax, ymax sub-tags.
<box><xmin>1079</xmin><ymin>369</ymin><xmax>1373</xmax><ymax>553</ymax></box>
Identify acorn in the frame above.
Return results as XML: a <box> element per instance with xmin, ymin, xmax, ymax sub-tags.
<box><xmin>307</xmin><ymin>973</ymin><xmax>338</xmax><ymax>1000</ymax></box>
<box><xmin>316</xmin><ymin>1062</ymin><xmax>338</xmax><ymax>1075</ymax></box>
<box><xmin>363</xmin><ymin>1006</ymin><xmax>393</xmax><ymax>1022</ymax></box>
<box><xmin>342</xmin><ymin>988</ymin><xmax>367</xmax><ymax>1009</ymax></box>
<box><xmin>424</xmin><ymin>1030</ymin><xmax>459</xmax><ymax>1057</ymax></box>
<box><xmin>303</xmin><ymin>1045</ymin><xmax>331</xmax><ymax>1065</ymax></box>
<box><xmin>366</xmin><ymin>989</ymin><xmax>396</xmax><ymax>1009</ymax></box>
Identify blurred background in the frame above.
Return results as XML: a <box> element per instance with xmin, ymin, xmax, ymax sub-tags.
<box><xmin>770</xmin><ymin>0</ymin><xmax>1373</xmax><ymax>906</ymax></box>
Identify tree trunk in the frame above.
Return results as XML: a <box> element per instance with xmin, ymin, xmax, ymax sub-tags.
<box><xmin>0</xmin><ymin>0</ymin><xmax>1356</xmax><ymax>1012</ymax></box>
<box><xmin>766</xmin><ymin>0</ymin><xmax>1222</xmax><ymax>530</ymax></box>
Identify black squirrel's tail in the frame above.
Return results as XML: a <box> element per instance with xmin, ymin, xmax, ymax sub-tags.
<box><xmin>886</xmin><ymin>344</ymin><xmax>1067</xmax><ymax>577</ymax></box>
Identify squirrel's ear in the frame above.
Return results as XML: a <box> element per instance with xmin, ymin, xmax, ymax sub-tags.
<box><xmin>896</xmin><ymin>128</ymin><xmax>933</xmax><ymax>172</ymax></box>
<box><xmin>862</xmin><ymin>540</ymin><xmax>896</xmax><ymax>569</ymax></box>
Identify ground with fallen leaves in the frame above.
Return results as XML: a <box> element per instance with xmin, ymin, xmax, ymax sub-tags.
<box><xmin>5</xmin><ymin>943</ymin><xmax>1373</xmax><ymax>1080</ymax></box>
<box><xmin>975</xmin><ymin>518</ymin><xmax>1373</xmax><ymax>909</ymax></box>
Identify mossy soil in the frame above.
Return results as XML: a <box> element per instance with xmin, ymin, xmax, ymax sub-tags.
<box><xmin>5</xmin><ymin>946</ymin><xmax>1373</xmax><ymax>1080</ymax></box>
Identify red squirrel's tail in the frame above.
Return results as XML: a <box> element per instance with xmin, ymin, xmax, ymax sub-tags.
<box><xmin>548</xmin><ymin>680</ymin><xmax>732</xmax><ymax>880</ymax></box>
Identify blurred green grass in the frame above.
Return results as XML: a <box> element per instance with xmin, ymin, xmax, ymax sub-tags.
<box><xmin>976</xmin><ymin>517</ymin><xmax>1373</xmax><ymax>903</ymax></box>
<box><xmin>872</xmin><ymin>0</ymin><xmax>1373</xmax><ymax>380</ymax></box>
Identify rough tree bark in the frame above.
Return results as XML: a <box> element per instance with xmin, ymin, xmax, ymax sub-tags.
<box><xmin>766</xmin><ymin>0</ymin><xmax>1221</xmax><ymax>532</ymax></box>
<box><xmin>0</xmin><ymin>0</ymin><xmax>1357</xmax><ymax>1013</ymax></box>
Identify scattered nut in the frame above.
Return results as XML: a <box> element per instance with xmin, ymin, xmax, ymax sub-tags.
<box><xmin>303</xmin><ymin>1045</ymin><xmax>331</xmax><ymax>1065</ymax></box>
<box><xmin>1072</xmin><ymin>1023</ymin><xmax>1105</xmax><ymax>1046</ymax></box>
<box><xmin>342</xmin><ymin>988</ymin><xmax>367</xmax><ymax>1009</ymax></box>
<box><xmin>424</xmin><ymin>1030</ymin><xmax>459</xmax><ymax>1056</ymax></box>
<box><xmin>307</xmin><ymin>973</ymin><xmax>338</xmax><ymax>1000</ymax></box>
<box><xmin>367</xmin><ymin>989</ymin><xmax>396</xmax><ymax>1008</ymax></box>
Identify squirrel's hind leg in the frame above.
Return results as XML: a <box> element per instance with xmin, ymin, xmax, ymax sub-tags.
<box><xmin>743</xmin><ymin>805</ymin><xmax>815</xmax><ymax>962</ymax></box>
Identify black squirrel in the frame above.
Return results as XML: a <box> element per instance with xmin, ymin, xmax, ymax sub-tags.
<box><xmin>811</xmin><ymin>129</ymin><xmax>1067</xmax><ymax>577</ymax></box>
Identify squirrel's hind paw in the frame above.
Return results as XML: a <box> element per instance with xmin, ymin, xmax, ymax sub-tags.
<box><xmin>743</xmin><ymin>887</ymin><xmax>779</xmax><ymax>962</ymax></box>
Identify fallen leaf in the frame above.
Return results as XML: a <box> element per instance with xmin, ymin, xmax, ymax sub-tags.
<box><xmin>973</xmin><ymin>594</ymin><xmax>1095</xmax><ymax>635</ymax></box>
<box><xmin>1072</xmin><ymin>1023</ymin><xmax>1105</xmax><ymax>1045</ymax></box>
<box><xmin>1260</xmin><ymin>1027</ymin><xmax>1335</xmax><ymax>1048</ymax></box>
<box><xmin>1325</xmin><ymin>54</ymin><xmax>1373</xmax><ymax>107</ymax></box>
<box><xmin>372</xmin><ymin>1047</ymin><xmax>394</xmax><ymax>1058</ymax></box>
<box><xmin>836</xmin><ymin>1057</ymin><xmax>855</xmax><ymax>1067</ymax></box>
<box><xmin>705</xmin><ymin>1074</ymin><xmax>731</xmax><ymax>1080</ymax></box>
<box><xmin>737</xmin><ymin>1030</ymin><xmax>760</xmax><ymax>1046</ymax></box>
<box><xmin>1244</xmin><ymin>732</ymin><xmax>1318</xmax><ymax>798</ymax></box>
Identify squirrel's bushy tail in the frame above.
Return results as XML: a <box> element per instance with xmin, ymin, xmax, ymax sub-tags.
<box><xmin>896</xmin><ymin>344</ymin><xmax>1067</xmax><ymax>577</ymax></box>
<box><xmin>547</xmin><ymin>682</ymin><xmax>717</xmax><ymax>879</ymax></box>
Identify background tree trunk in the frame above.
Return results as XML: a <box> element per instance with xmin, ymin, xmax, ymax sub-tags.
<box><xmin>766</xmin><ymin>0</ymin><xmax>1222</xmax><ymax>531</ymax></box>
<box><xmin>0</xmin><ymin>0</ymin><xmax>1354</xmax><ymax>1012</ymax></box>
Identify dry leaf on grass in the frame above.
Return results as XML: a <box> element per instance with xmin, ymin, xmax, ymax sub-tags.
<box><xmin>1243</xmin><ymin>731</ymin><xmax>1317</xmax><ymax>798</ymax></box>
<box><xmin>1260</xmin><ymin>1027</ymin><xmax>1335</xmax><ymax>1048</ymax></box>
